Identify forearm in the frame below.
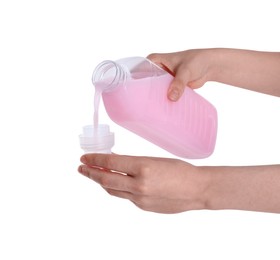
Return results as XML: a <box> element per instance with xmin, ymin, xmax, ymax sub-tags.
<box><xmin>209</xmin><ymin>48</ymin><xmax>280</xmax><ymax>97</ymax></box>
<box><xmin>201</xmin><ymin>164</ymin><xmax>280</xmax><ymax>213</ymax></box>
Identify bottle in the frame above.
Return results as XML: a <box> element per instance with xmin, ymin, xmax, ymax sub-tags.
<box><xmin>79</xmin><ymin>124</ymin><xmax>114</xmax><ymax>154</ymax></box>
<box><xmin>92</xmin><ymin>57</ymin><xmax>218</xmax><ymax>159</ymax></box>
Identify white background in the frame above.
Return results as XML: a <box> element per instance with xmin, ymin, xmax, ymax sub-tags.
<box><xmin>1</xmin><ymin>0</ymin><xmax>280</xmax><ymax>259</ymax></box>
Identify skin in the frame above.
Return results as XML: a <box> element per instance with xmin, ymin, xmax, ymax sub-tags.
<box><xmin>78</xmin><ymin>48</ymin><xmax>280</xmax><ymax>214</ymax></box>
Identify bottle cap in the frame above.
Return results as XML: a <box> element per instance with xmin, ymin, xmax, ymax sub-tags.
<box><xmin>79</xmin><ymin>124</ymin><xmax>114</xmax><ymax>154</ymax></box>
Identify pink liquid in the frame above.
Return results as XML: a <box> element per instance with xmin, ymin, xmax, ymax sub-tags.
<box><xmin>93</xmin><ymin>87</ymin><xmax>102</xmax><ymax>128</ymax></box>
<box><xmin>99</xmin><ymin>73</ymin><xmax>217</xmax><ymax>159</ymax></box>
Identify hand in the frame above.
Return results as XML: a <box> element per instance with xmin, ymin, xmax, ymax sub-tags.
<box><xmin>147</xmin><ymin>49</ymin><xmax>215</xmax><ymax>101</ymax></box>
<box><xmin>78</xmin><ymin>154</ymin><xmax>208</xmax><ymax>214</ymax></box>
<box><xmin>148</xmin><ymin>48</ymin><xmax>280</xmax><ymax>98</ymax></box>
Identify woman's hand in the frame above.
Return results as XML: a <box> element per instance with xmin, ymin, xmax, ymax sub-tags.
<box><xmin>78</xmin><ymin>154</ymin><xmax>280</xmax><ymax>214</ymax></box>
<box><xmin>78</xmin><ymin>153</ymin><xmax>208</xmax><ymax>214</ymax></box>
<box><xmin>147</xmin><ymin>49</ymin><xmax>215</xmax><ymax>101</ymax></box>
<box><xmin>148</xmin><ymin>48</ymin><xmax>280</xmax><ymax>99</ymax></box>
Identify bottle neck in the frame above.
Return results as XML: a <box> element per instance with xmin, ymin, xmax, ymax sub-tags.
<box><xmin>92</xmin><ymin>60</ymin><xmax>127</xmax><ymax>92</ymax></box>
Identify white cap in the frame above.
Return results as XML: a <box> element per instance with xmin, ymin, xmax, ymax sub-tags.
<box><xmin>79</xmin><ymin>124</ymin><xmax>114</xmax><ymax>154</ymax></box>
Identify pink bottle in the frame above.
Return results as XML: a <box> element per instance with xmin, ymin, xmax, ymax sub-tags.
<box><xmin>92</xmin><ymin>57</ymin><xmax>217</xmax><ymax>159</ymax></box>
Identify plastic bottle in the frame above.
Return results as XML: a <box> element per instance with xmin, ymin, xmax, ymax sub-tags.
<box><xmin>79</xmin><ymin>124</ymin><xmax>114</xmax><ymax>154</ymax></box>
<box><xmin>92</xmin><ymin>57</ymin><xmax>218</xmax><ymax>159</ymax></box>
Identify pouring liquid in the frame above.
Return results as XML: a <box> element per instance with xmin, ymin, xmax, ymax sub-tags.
<box><xmin>93</xmin><ymin>86</ymin><xmax>102</xmax><ymax>132</ymax></box>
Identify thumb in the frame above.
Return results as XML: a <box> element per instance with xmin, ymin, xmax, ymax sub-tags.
<box><xmin>168</xmin><ymin>78</ymin><xmax>185</xmax><ymax>101</ymax></box>
<box><xmin>167</xmin><ymin>69</ymin><xmax>190</xmax><ymax>101</ymax></box>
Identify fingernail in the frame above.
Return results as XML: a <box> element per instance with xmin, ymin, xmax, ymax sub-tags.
<box><xmin>78</xmin><ymin>165</ymin><xmax>83</xmax><ymax>173</ymax></box>
<box><xmin>78</xmin><ymin>165</ymin><xmax>87</xmax><ymax>174</ymax></box>
<box><xmin>169</xmin><ymin>90</ymin><xmax>179</xmax><ymax>101</ymax></box>
<box><xmin>80</xmin><ymin>155</ymin><xmax>87</xmax><ymax>164</ymax></box>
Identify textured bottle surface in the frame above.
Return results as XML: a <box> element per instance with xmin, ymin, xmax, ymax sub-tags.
<box><xmin>100</xmin><ymin>72</ymin><xmax>217</xmax><ymax>159</ymax></box>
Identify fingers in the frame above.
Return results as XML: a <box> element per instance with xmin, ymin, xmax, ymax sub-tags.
<box><xmin>168</xmin><ymin>66</ymin><xmax>190</xmax><ymax>101</ymax></box>
<box><xmin>168</xmin><ymin>78</ymin><xmax>186</xmax><ymax>101</ymax></box>
<box><xmin>147</xmin><ymin>53</ymin><xmax>175</xmax><ymax>75</ymax></box>
<box><xmin>147</xmin><ymin>53</ymin><xmax>168</xmax><ymax>67</ymax></box>
<box><xmin>80</xmin><ymin>153</ymin><xmax>143</xmax><ymax>176</ymax></box>
<box><xmin>147</xmin><ymin>53</ymin><xmax>190</xmax><ymax>102</ymax></box>
<box><xmin>78</xmin><ymin>164</ymin><xmax>135</xmax><ymax>193</ymax></box>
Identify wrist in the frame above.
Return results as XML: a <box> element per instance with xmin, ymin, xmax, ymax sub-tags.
<box><xmin>197</xmin><ymin>165</ymin><xmax>228</xmax><ymax>211</ymax></box>
<box><xmin>190</xmin><ymin>165</ymin><xmax>215</xmax><ymax>211</ymax></box>
<box><xmin>205</xmin><ymin>48</ymin><xmax>229</xmax><ymax>83</ymax></box>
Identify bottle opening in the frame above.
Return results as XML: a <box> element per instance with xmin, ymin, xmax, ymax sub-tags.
<box><xmin>92</xmin><ymin>60</ymin><xmax>126</xmax><ymax>91</ymax></box>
